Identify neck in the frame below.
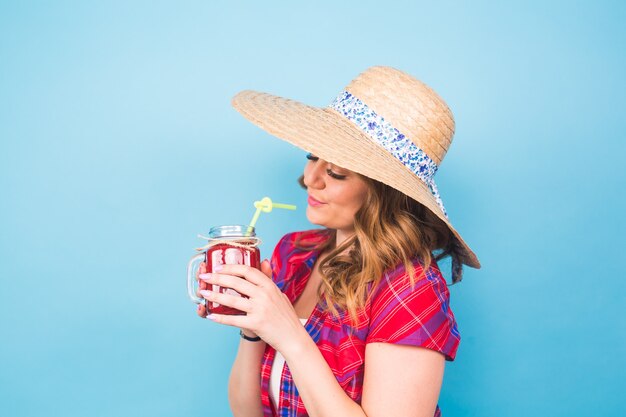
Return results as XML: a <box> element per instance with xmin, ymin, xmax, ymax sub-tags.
<box><xmin>335</xmin><ymin>228</ymin><xmax>355</xmax><ymax>249</ymax></box>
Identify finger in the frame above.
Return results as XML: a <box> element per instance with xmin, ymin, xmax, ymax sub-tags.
<box><xmin>260</xmin><ymin>259</ymin><xmax>272</xmax><ymax>278</ymax></box>
<box><xmin>199</xmin><ymin>272</ymin><xmax>258</xmax><ymax>297</ymax></box>
<box><xmin>207</xmin><ymin>313</ymin><xmax>255</xmax><ymax>330</ymax></box>
<box><xmin>195</xmin><ymin>262</ymin><xmax>207</xmax><ymax>281</ymax></box>
<box><xmin>196</xmin><ymin>303</ymin><xmax>207</xmax><ymax>318</ymax></box>
<box><xmin>199</xmin><ymin>289</ymin><xmax>251</xmax><ymax>313</ymax></box>
<box><xmin>214</xmin><ymin>264</ymin><xmax>272</xmax><ymax>286</ymax></box>
<box><xmin>197</xmin><ymin>271</ymin><xmax>206</xmax><ymax>291</ymax></box>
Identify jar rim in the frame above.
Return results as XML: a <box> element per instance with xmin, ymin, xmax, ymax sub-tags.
<box><xmin>208</xmin><ymin>225</ymin><xmax>256</xmax><ymax>238</ymax></box>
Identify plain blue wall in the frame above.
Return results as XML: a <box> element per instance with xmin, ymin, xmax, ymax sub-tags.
<box><xmin>1</xmin><ymin>1</ymin><xmax>624</xmax><ymax>416</ymax></box>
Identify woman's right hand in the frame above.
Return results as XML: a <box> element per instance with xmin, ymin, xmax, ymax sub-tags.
<box><xmin>196</xmin><ymin>261</ymin><xmax>264</xmax><ymax>340</ymax></box>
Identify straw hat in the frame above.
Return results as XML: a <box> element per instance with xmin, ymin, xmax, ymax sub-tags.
<box><xmin>231</xmin><ymin>66</ymin><xmax>480</xmax><ymax>272</ymax></box>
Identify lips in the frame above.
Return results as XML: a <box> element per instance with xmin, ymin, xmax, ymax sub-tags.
<box><xmin>307</xmin><ymin>195</ymin><xmax>326</xmax><ymax>207</ymax></box>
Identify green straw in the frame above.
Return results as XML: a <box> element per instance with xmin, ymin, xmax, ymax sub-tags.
<box><xmin>248</xmin><ymin>196</ymin><xmax>296</xmax><ymax>233</ymax></box>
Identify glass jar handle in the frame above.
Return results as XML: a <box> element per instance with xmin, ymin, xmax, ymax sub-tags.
<box><xmin>186</xmin><ymin>253</ymin><xmax>205</xmax><ymax>304</ymax></box>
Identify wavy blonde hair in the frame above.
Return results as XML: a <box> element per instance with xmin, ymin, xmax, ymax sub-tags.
<box><xmin>297</xmin><ymin>174</ymin><xmax>463</xmax><ymax>323</ymax></box>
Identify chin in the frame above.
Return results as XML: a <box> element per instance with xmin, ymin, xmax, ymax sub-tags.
<box><xmin>306</xmin><ymin>208</ymin><xmax>327</xmax><ymax>228</ymax></box>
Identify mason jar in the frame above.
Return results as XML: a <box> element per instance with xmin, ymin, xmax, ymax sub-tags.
<box><xmin>187</xmin><ymin>225</ymin><xmax>261</xmax><ymax>315</ymax></box>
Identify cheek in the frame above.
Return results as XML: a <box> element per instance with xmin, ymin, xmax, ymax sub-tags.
<box><xmin>348</xmin><ymin>187</ymin><xmax>369</xmax><ymax>216</ymax></box>
<box><xmin>335</xmin><ymin>187</ymin><xmax>368</xmax><ymax>217</ymax></box>
<box><xmin>349</xmin><ymin>198</ymin><xmax>366</xmax><ymax>217</ymax></box>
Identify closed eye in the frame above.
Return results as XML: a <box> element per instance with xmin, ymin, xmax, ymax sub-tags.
<box><xmin>306</xmin><ymin>153</ymin><xmax>347</xmax><ymax>180</ymax></box>
<box><xmin>326</xmin><ymin>169</ymin><xmax>346</xmax><ymax>180</ymax></box>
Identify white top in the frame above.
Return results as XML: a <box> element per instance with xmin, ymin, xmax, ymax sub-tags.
<box><xmin>269</xmin><ymin>318</ymin><xmax>308</xmax><ymax>409</ymax></box>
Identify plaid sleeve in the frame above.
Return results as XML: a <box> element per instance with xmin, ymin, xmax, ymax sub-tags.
<box><xmin>365</xmin><ymin>263</ymin><xmax>460</xmax><ymax>361</ymax></box>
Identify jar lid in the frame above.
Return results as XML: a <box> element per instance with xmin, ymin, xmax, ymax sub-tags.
<box><xmin>208</xmin><ymin>225</ymin><xmax>256</xmax><ymax>238</ymax></box>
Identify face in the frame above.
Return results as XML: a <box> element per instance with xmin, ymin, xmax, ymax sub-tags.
<box><xmin>302</xmin><ymin>153</ymin><xmax>370</xmax><ymax>235</ymax></box>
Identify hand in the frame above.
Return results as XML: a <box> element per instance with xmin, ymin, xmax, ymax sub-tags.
<box><xmin>198</xmin><ymin>261</ymin><xmax>307</xmax><ymax>352</ymax></box>
<box><xmin>196</xmin><ymin>261</ymin><xmax>261</xmax><ymax>340</ymax></box>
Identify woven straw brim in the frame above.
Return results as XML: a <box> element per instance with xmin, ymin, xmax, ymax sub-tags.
<box><xmin>232</xmin><ymin>90</ymin><xmax>480</xmax><ymax>269</ymax></box>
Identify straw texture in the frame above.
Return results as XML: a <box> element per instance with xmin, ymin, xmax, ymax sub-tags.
<box><xmin>231</xmin><ymin>66</ymin><xmax>480</xmax><ymax>269</ymax></box>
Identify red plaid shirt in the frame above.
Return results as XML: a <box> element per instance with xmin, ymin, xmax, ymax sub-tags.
<box><xmin>262</xmin><ymin>229</ymin><xmax>460</xmax><ymax>417</ymax></box>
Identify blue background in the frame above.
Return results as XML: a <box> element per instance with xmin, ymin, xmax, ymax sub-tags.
<box><xmin>1</xmin><ymin>1</ymin><xmax>624</xmax><ymax>416</ymax></box>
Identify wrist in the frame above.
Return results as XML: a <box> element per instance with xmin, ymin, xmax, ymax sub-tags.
<box><xmin>278</xmin><ymin>325</ymin><xmax>314</xmax><ymax>360</ymax></box>
<box><xmin>239</xmin><ymin>329</ymin><xmax>261</xmax><ymax>342</ymax></box>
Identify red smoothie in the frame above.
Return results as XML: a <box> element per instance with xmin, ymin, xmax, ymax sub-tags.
<box><xmin>205</xmin><ymin>242</ymin><xmax>260</xmax><ymax>315</ymax></box>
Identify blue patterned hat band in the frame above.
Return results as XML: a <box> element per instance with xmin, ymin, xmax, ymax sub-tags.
<box><xmin>329</xmin><ymin>91</ymin><xmax>448</xmax><ymax>218</ymax></box>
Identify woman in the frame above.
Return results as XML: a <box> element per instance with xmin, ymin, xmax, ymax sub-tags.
<box><xmin>197</xmin><ymin>66</ymin><xmax>480</xmax><ymax>417</ymax></box>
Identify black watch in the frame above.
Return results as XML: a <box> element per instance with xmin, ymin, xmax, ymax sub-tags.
<box><xmin>239</xmin><ymin>330</ymin><xmax>262</xmax><ymax>342</ymax></box>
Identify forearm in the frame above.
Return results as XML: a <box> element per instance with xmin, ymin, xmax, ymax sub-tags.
<box><xmin>228</xmin><ymin>337</ymin><xmax>266</xmax><ymax>417</ymax></box>
<box><xmin>282</xmin><ymin>328</ymin><xmax>367</xmax><ymax>417</ymax></box>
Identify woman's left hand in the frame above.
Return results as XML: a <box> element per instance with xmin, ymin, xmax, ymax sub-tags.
<box><xmin>198</xmin><ymin>261</ymin><xmax>307</xmax><ymax>353</ymax></box>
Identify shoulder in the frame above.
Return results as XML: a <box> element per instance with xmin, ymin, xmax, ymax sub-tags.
<box><xmin>369</xmin><ymin>259</ymin><xmax>450</xmax><ymax>310</ymax></box>
<box><xmin>366</xmin><ymin>259</ymin><xmax>460</xmax><ymax>361</ymax></box>
<box><xmin>272</xmin><ymin>228</ymin><xmax>332</xmax><ymax>259</ymax></box>
<box><xmin>276</xmin><ymin>228</ymin><xmax>332</xmax><ymax>247</ymax></box>
<box><xmin>269</xmin><ymin>228</ymin><xmax>331</xmax><ymax>290</ymax></box>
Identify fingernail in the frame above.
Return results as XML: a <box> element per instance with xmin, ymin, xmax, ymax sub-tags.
<box><xmin>214</xmin><ymin>265</ymin><xmax>223</xmax><ymax>271</ymax></box>
<box><xmin>206</xmin><ymin>314</ymin><xmax>217</xmax><ymax>321</ymax></box>
<box><xmin>199</xmin><ymin>290</ymin><xmax>212</xmax><ymax>297</ymax></box>
<box><xmin>199</xmin><ymin>273</ymin><xmax>212</xmax><ymax>280</ymax></box>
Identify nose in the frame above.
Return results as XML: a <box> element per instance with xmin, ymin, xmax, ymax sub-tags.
<box><xmin>303</xmin><ymin>159</ymin><xmax>327</xmax><ymax>190</ymax></box>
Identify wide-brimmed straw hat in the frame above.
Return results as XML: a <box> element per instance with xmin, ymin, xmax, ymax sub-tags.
<box><xmin>231</xmin><ymin>66</ymin><xmax>480</xmax><ymax>272</ymax></box>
